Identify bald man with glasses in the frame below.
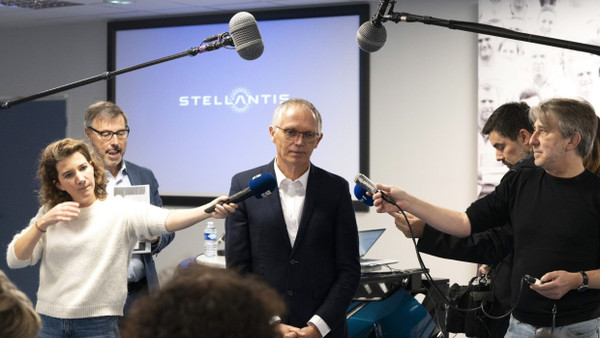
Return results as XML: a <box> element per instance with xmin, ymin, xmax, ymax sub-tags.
<box><xmin>226</xmin><ymin>98</ymin><xmax>360</xmax><ymax>338</ymax></box>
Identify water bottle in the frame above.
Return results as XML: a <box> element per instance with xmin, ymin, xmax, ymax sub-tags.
<box><xmin>204</xmin><ymin>221</ymin><xmax>217</xmax><ymax>257</ymax></box>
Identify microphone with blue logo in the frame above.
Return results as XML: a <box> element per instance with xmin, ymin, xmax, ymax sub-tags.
<box><xmin>204</xmin><ymin>172</ymin><xmax>277</xmax><ymax>213</ymax></box>
<box><xmin>353</xmin><ymin>173</ymin><xmax>397</xmax><ymax>206</ymax></box>
<box><xmin>354</xmin><ymin>184</ymin><xmax>374</xmax><ymax>206</ymax></box>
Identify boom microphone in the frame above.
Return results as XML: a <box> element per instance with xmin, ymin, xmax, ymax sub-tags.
<box><xmin>204</xmin><ymin>172</ymin><xmax>277</xmax><ymax>213</ymax></box>
<box><xmin>353</xmin><ymin>173</ymin><xmax>396</xmax><ymax>205</ymax></box>
<box><xmin>199</xmin><ymin>12</ymin><xmax>264</xmax><ymax>61</ymax></box>
<box><xmin>356</xmin><ymin>0</ymin><xmax>391</xmax><ymax>52</ymax></box>
<box><xmin>229</xmin><ymin>12</ymin><xmax>264</xmax><ymax>60</ymax></box>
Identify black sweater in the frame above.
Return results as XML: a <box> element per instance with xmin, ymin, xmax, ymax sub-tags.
<box><xmin>467</xmin><ymin>167</ymin><xmax>600</xmax><ymax>327</ymax></box>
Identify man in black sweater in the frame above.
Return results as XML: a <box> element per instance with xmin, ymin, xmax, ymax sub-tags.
<box><xmin>376</xmin><ymin>98</ymin><xmax>600</xmax><ymax>337</ymax></box>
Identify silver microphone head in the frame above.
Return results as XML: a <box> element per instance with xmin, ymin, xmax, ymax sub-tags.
<box><xmin>229</xmin><ymin>12</ymin><xmax>264</xmax><ymax>60</ymax></box>
<box><xmin>356</xmin><ymin>21</ymin><xmax>387</xmax><ymax>53</ymax></box>
<box><xmin>354</xmin><ymin>173</ymin><xmax>379</xmax><ymax>195</ymax></box>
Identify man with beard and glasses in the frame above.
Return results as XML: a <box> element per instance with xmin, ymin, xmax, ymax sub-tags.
<box><xmin>84</xmin><ymin>101</ymin><xmax>175</xmax><ymax>316</ymax></box>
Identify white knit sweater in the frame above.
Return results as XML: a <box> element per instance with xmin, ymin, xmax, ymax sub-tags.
<box><xmin>6</xmin><ymin>196</ymin><xmax>171</xmax><ymax>319</ymax></box>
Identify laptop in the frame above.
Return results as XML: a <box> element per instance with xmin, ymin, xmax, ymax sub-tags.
<box><xmin>358</xmin><ymin>228</ymin><xmax>399</xmax><ymax>270</ymax></box>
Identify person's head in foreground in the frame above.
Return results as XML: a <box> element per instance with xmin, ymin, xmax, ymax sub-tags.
<box><xmin>121</xmin><ymin>264</ymin><xmax>286</xmax><ymax>338</ymax></box>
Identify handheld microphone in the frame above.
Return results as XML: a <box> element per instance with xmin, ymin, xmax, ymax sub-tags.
<box><xmin>354</xmin><ymin>184</ymin><xmax>374</xmax><ymax>206</ymax></box>
<box><xmin>199</xmin><ymin>12</ymin><xmax>264</xmax><ymax>61</ymax></box>
<box><xmin>204</xmin><ymin>172</ymin><xmax>276</xmax><ymax>213</ymax></box>
<box><xmin>354</xmin><ymin>173</ymin><xmax>378</xmax><ymax>195</ymax></box>
<box><xmin>356</xmin><ymin>0</ymin><xmax>391</xmax><ymax>52</ymax></box>
<box><xmin>353</xmin><ymin>173</ymin><xmax>396</xmax><ymax>205</ymax></box>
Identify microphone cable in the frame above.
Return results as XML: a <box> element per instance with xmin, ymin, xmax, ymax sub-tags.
<box><xmin>384</xmin><ymin>198</ymin><xmax>533</xmax><ymax>331</ymax></box>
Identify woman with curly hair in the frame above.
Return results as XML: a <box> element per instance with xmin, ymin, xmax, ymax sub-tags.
<box><xmin>6</xmin><ymin>138</ymin><xmax>236</xmax><ymax>337</ymax></box>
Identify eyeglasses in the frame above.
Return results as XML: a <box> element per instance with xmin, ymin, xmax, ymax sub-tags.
<box><xmin>87</xmin><ymin>126</ymin><xmax>130</xmax><ymax>141</ymax></box>
<box><xmin>276</xmin><ymin>126</ymin><xmax>319</xmax><ymax>142</ymax></box>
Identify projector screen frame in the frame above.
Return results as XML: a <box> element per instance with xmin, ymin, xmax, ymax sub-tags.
<box><xmin>107</xmin><ymin>4</ymin><xmax>370</xmax><ymax>211</ymax></box>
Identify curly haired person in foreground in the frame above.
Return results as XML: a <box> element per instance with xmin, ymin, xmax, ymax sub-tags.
<box><xmin>0</xmin><ymin>269</ymin><xmax>41</xmax><ymax>338</ymax></box>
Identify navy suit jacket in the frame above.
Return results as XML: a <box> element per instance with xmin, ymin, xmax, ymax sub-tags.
<box><xmin>225</xmin><ymin>161</ymin><xmax>360</xmax><ymax>338</ymax></box>
<box><xmin>124</xmin><ymin>161</ymin><xmax>174</xmax><ymax>289</ymax></box>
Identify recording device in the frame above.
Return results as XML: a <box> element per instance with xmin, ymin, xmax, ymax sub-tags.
<box><xmin>523</xmin><ymin>274</ymin><xmax>542</xmax><ymax>285</ymax></box>
<box><xmin>353</xmin><ymin>173</ymin><xmax>396</xmax><ymax>205</ymax></box>
<box><xmin>204</xmin><ymin>172</ymin><xmax>276</xmax><ymax>213</ymax></box>
<box><xmin>356</xmin><ymin>0</ymin><xmax>393</xmax><ymax>52</ymax></box>
<box><xmin>446</xmin><ymin>275</ymin><xmax>494</xmax><ymax>337</ymax></box>
<box><xmin>199</xmin><ymin>12</ymin><xmax>264</xmax><ymax>60</ymax></box>
<box><xmin>471</xmin><ymin>275</ymin><xmax>491</xmax><ymax>291</ymax></box>
<box><xmin>354</xmin><ymin>184</ymin><xmax>374</xmax><ymax>206</ymax></box>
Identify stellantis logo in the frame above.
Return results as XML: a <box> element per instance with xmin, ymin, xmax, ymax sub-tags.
<box><xmin>179</xmin><ymin>88</ymin><xmax>290</xmax><ymax>113</ymax></box>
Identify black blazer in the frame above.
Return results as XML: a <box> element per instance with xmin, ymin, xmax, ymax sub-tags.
<box><xmin>225</xmin><ymin>160</ymin><xmax>360</xmax><ymax>337</ymax></box>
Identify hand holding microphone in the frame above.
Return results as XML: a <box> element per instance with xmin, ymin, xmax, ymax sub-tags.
<box><xmin>373</xmin><ymin>183</ymin><xmax>410</xmax><ymax>213</ymax></box>
<box><xmin>354</xmin><ymin>173</ymin><xmax>410</xmax><ymax>214</ymax></box>
<box><xmin>205</xmin><ymin>196</ymin><xmax>238</xmax><ymax>219</ymax></box>
<box><xmin>204</xmin><ymin>172</ymin><xmax>277</xmax><ymax>213</ymax></box>
<box><xmin>354</xmin><ymin>173</ymin><xmax>397</xmax><ymax>205</ymax></box>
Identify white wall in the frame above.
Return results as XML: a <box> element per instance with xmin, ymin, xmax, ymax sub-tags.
<box><xmin>0</xmin><ymin>0</ymin><xmax>480</xmax><ymax>287</ymax></box>
<box><xmin>361</xmin><ymin>0</ymin><xmax>480</xmax><ymax>285</ymax></box>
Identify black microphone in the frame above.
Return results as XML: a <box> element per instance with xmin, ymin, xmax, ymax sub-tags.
<box><xmin>204</xmin><ymin>172</ymin><xmax>277</xmax><ymax>213</ymax></box>
<box><xmin>353</xmin><ymin>173</ymin><xmax>396</xmax><ymax>205</ymax></box>
<box><xmin>356</xmin><ymin>0</ymin><xmax>391</xmax><ymax>53</ymax></box>
<box><xmin>199</xmin><ymin>12</ymin><xmax>264</xmax><ymax>61</ymax></box>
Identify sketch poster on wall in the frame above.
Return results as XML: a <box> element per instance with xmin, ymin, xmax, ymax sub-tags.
<box><xmin>477</xmin><ymin>0</ymin><xmax>600</xmax><ymax>197</ymax></box>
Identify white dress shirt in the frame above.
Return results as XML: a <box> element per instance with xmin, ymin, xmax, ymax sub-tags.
<box><xmin>273</xmin><ymin>161</ymin><xmax>331</xmax><ymax>337</ymax></box>
<box><xmin>274</xmin><ymin>162</ymin><xmax>308</xmax><ymax>247</ymax></box>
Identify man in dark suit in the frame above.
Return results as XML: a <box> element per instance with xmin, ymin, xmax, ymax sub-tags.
<box><xmin>84</xmin><ymin>101</ymin><xmax>175</xmax><ymax>315</ymax></box>
<box><xmin>226</xmin><ymin>98</ymin><xmax>360</xmax><ymax>338</ymax></box>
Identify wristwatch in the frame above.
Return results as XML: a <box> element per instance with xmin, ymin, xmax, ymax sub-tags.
<box><xmin>578</xmin><ymin>271</ymin><xmax>588</xmax><ymax>292</ymax></box>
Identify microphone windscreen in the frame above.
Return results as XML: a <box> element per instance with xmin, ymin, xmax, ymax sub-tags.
<box><xmin>248</xmin><ymin>172</ymin><xmax>277</xmax><ymax>199</ymax></box>
<box><xmin>354</xmin><ymin>184</ymin><xmax>373</xmax><ymax>206</ymax></box>
<box><xmin>229</xmin><ymin>12</ymin><xmax>264</xmax><ymax>60</ymax></box>
<box><xmin>356</xmin><ymin>21</ymin><xmax>387</xmax><ymax>53</ymax></box>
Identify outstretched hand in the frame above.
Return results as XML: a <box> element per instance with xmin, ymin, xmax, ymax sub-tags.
<box><xmin>374</xmin><ymin>183</ymin><xmax>408</xmax><ymax>213</ymax></box>
<box><xmin>208</xmin><ymin>196</ymin><xmax>237</xmax><ymax>219</ymax></box>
